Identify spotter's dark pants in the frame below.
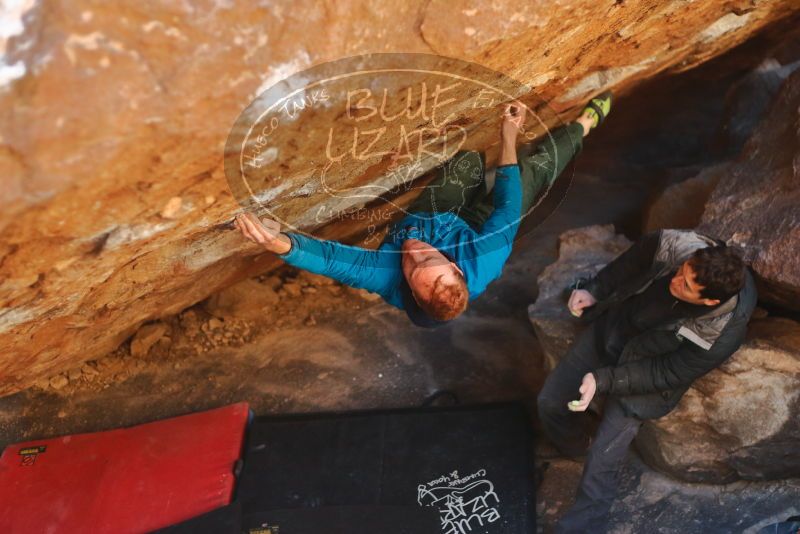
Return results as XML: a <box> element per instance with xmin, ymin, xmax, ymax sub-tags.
<box><xmin>537</xmin><ymin>326</ymin><xmax>643</xmax><ymax>533</ymax></box>
<box><xmin>408</xmin><ymin>123</ymin><xmax>584</xmax><ymax>229</ymax></box>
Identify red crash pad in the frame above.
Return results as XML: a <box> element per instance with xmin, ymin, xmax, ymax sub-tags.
<box><xmin>0</xmin><ymin>402</ymin><xmax>249</xmax><ymax>533</ymax></box>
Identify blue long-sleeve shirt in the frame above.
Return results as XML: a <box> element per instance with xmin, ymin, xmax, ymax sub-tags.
<box><xmin>278</xmin><ymin>164</ymin><xmax>522</xmax><ymax>308</ymax></box>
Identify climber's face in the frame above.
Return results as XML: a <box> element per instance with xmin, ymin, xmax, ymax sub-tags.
<box><xmin>401</xmin><ymin>239</ymin><xmax>463</xmax><ymax>303</ymax></box>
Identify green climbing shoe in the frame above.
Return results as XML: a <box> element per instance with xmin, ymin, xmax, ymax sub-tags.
<box><xmin>581</xmin><ymin>91</ymin><xmax>612</xmax><ymax>130</ymax></box>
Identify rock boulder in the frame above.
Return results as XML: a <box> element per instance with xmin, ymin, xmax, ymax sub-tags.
<box><xmin>643</xmin><ymin>162</ymin><xmax>729</xmax><ymax>232</ymax></box>
<box><xmin>204</xmin><ymin>278</ymin><xmax>279</xmax><ymax>321</ymax></box>
<box><xmin>129</xmin><ymin>321</ymin><xmax>169</xmax><ymax>358</ymax></box>
<box><xmin>699</xmin><ymin>69</ymin><xmax>800</xmax><ymax>310</ymax></box>
<box><xmin>637</xmin><ymin>317</ymin><xmax>800</xmax><ymax>483</ymax></box>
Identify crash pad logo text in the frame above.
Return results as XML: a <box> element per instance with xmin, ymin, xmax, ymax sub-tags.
<box><xmin>418</xmin><ymin>468</ymin><xmax>501</xmax><ymax>534</ymax></box>
<box><xmin>18</xmin><ymin>445</ymin><xmax>46</xmax><ymax>467</ymax></box>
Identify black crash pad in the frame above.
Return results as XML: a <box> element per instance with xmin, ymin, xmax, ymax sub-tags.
<box><xmin>243</xmin><ymin>505</ymin><xmax>440</xmax><ymax>533</ymax></box>
<box><xmin>237</xmin><ymin>403</ymin><xmax>535</xmax><ymax>534</ymax></box>
<box><xmin>152</xmin><ymin>501</ymin><xmax>242</xmax><ymax>534</ymax></box>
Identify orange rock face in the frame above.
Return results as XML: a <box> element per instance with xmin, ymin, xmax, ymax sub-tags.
<box><xmin>0</xmin><ymin>0</ymin><xmax>798</xmax><ymax>395</ymax></box>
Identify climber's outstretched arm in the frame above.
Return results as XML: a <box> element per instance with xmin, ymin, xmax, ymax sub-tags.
<box><xmin>234</xmin><ymin>213</ymin><xmax>398</xmax><ymax>297</ymax></box>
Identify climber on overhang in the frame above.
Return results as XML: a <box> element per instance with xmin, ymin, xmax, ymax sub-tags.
<box><xmin>234</xmin><ymin>93</ymin><xmax>613</xmax><ymax>327</ymax></box>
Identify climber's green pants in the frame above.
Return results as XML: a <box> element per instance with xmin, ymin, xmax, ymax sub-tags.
<box><xmin>408</xmin><ymin>122</ymin><xmax>584</xmax><ymax>230</ymax></box>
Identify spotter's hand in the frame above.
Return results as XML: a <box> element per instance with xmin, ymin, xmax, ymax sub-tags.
<box><xmin>568</xmin><ymin>373</ymin><xmax>597</xmax><ymax>412</ymax></box>
<box><xmin>568</xmin><ymin>289</ymin><xmax>597</xmax><ymax>317</ymax></box>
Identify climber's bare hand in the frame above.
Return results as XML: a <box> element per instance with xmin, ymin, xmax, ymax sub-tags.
<box><xmin>234</xmin><ymin>213</ymin><xmax>291</xmax><ymax>255</ymax></box>
<box><xmin>502</xmin><ymin>101</ymin><xmax>526</xmax><ymax>140</ymax></box>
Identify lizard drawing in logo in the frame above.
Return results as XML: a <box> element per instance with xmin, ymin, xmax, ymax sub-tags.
<box><xmin>417</xmin><ymin>476</ymin><xmax>501</xmax><ymax>533</ymax></box>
